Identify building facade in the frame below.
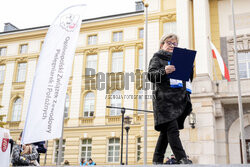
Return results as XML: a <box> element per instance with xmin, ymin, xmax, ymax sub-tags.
<box><xmin>0</xmin><ymin>0</ymin><xmax>250</xmax><ymax>165</ymax></box>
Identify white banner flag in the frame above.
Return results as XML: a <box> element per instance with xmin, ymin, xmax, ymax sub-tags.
<box><xmin>0</xmin><ymin>128</ymin><xmax>11</xmax><ymax>167</ymax></box>
<box><xmin>22</xmin><ymin>5</ymin><xmax>85</xmax><ymax>144</ymax></box>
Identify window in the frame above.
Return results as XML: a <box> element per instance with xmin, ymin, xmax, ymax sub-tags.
<box><xmin>138</xmin><ymin>49</ymin><xmax>143</xmax><ymax>70</ymax></box>
<box><xmin>137</xmin><ymin>90</ymin><xmax>144</xmax><ymax>114</ymax></box>
<box><xmin>81</xmin><ymin>139</ymin><xmax>92</xmax><ymax>161</ymax></box>
<box><xmin>0</xmin><ymin>65</ymin><xmax>5</xmax><ymax>84</ymax></box>
<box><xmin>64</xmin><ymin>94</ymin><xmax>69</xmax><ymax>118</ymax></box>
<box><xmin>11</xmin><ymin>98</ymin><xmax>22</xmax><ymax>122</ymax></box>
<box><xmin>238</xmin><ymin>52</ymin><xmax>250</xmax><ymax>79</ymax></box>
<box><xmin>139</xmin><ymin>29</ymin><xmax>144</xmax><ymax>39</ymax></box>
<box><xmin>113</xmin><ymin>32</ymin><xmax>123</xmax><ymax>42</ymax></box>
<box><xmin>163</xmin><ymin>22</ymin><xmax>176</xmax><ymax>35</ymax></box>
<box><xmin>110</xmin><ymin>91</ymin><xmax>122</xmax><ymax>116</ymax></box>
<box><xmin>108</xmin><ymin>138</ymin><xmax>120</xmax><ymax>163</ymax></box>
<box><xmin>16</xmin><ymin>63</ymin><xmax>27</xmax><ymax>82</ymax></box>
<box><xmin>54</xmin><ymin>139</ymin><xmax>65</xmax><ymax>163</ymax></box>
<box><xmin>112</xmin><ymin>51</ymin><xmax>123</xmax><ymax>72</ymax></box>
<box><xmin>85</xmin><ymin>55</ymin><xmax>97</xmax><ymax>75</ymax></box>
<box><xmin>88</xmin><ymin>35</ymin><xmax>97</xmax><ymax>45</ymax></box>
<box><xmin>136</xmin><ymin>1</ymin><xmax>144</xmax><ymax>11</ymax></box>
<box><xmin>0</xmin><ymin>47</ymin><xmax>7</xmax><ymax>56</ymax></box>
<box><xmin>136</xmin><ymin>137</ymin><xmax>142</xmax><ymax>162</ymax></box>
<box><xmin>83</xmin><ymin>92</ymin><xmax>95</xmax><ymax>117</ymax></box>
<box><xmin>20</xmin><ymin>44</ymin><xmax>28</xmax><ymax>54</ymax></box>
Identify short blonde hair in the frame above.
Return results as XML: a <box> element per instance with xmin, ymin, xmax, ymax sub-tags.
<box><xmin>159</xmin><ymin>33</ymin><xmax>179</xmax><ymax>49</ymax></box>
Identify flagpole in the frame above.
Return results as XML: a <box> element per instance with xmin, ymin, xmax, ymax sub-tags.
<box><xmin>143</xmin><ymin>1</ymin><xmax>149</xmax><ymax>165</ymax></box>
<box><xmin>230</xmin><ymin>0</ymin><xmax>247</xmax><ymax>164</ymax></box>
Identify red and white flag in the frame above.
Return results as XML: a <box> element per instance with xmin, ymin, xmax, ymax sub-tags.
<box><xmin>210</xmin><ymin>41</ymin><xmax>231</xmax><ymax>81</ymax></box>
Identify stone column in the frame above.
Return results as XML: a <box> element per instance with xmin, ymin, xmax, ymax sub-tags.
<box><xmin>176</xmin><ymin>0</ymin><xmax>191</xmax><ymax>48</ymax></box>
<box><xmin>1</xmin><ymin>61</ymin><xmax>15</xmax><ymax>122</ymax></box>
<box><xmin>68</xmin><ymin>54</ymin><xmax>83</xmax><ymax>126</ymax></box>
<box><xmin>193</xmin><ymin>0</ymin><xmax>213</xmax><ymax>78</ymax></box>
<box><xmin>21</xmin><ymin>58</ymin><xmax>37</xmax><ymax>123</ymax></box>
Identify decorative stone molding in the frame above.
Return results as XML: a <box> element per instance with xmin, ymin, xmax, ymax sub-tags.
<box><xmin>160</xmin><ymin>13</ymin><xmax>176</xmax><ymax>22</ymax></box>
<box><xmin>136</xmin><ymin>42</ymin><xmax>143</xmax><ymax>49</ymax></box>
<box><xmin>227</xmin><ymin>34</ymin><xmax>250</xmax><ymax>80</ymax></box>
<box><xmin>84</xmin><ymin>48</ymin><xmax>98</xmax><ymax>55</ymax></box>
<box><xmin>0</xmin><ymin>59</ymin><xmax>7</xmax><ymax>64</ymax></box>
<box><xmin>214</xmin><ymin>99</ymin><xmax>224</xmax><ymax>117</ymax></box>
<box><xmin>109</xmin><ymin>45</ymin><xmax>124</xmax><ymax>52</ymax></box>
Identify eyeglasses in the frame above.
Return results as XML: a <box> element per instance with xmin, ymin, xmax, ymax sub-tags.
<box><xmin>165</xmin><ymin>41</ymin><xmax>178</xmax><ymax>47</ymax></box>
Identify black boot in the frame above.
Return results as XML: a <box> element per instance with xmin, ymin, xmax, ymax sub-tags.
<box><xmin>178</xmin><ymin>157</ymin><xmax>192</xmax><ymax>164</ymax></box>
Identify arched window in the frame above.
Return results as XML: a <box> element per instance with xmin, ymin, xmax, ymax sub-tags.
<box><xmin>11</xmin><ymin>98</ymin><xmax>22</xmax><ymax>121</ymax></box>
<box><xmin>83</xmin><ymin>92</ymin><xmax>95</xmax><ymax>117</ymax></box>
<box><xmin>110</xmin><ymin>91</ymin><xmax>122</xmax><ymax>116</ymax></box>
<box><xmin>64</xmin><ymin>94</ymin><xmax>70</xmax><ymax>118</ymax></box>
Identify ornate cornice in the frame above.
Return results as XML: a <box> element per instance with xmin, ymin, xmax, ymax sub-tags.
<box><xmin>109</xmin><ymin>45</ymin><xmax>124</xmax><ymax>52</ymax></box>
<box><xmin>84</xmin><ymin>48</ymin><xmax>98</xmax><ymax>55</ymax></box>
<box><xmin>160</xmin><ymin>13</ymin><xmax>176</xmax><ymax>22</ymax></box>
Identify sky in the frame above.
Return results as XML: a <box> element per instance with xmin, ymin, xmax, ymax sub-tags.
<box><xmin>0</xmin><ymin>0</ymin><xmax>137</xmax><ymax>32</ymax></box>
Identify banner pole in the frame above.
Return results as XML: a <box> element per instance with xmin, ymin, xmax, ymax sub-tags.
<box><xmin>57</xmin><ymin>115</ymin><xmax>65</xmax><ymax>165</ymax></box>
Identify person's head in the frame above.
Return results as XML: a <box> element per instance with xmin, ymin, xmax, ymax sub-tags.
<box><xmin>166</xmin><ymin>157</ymin><xmax>170</xmax><ymax>161</ymax></box>
<box><xmin>89</xmin><ymin>158</ymin><xmax>93</xmax><ymax>163</ymax></box>
<box><xmin>159</xmin><ymin>33</ymin><xmax>179</xmax><ymax>52</ymax></box>
<box><xmin>81</xmin><ymin>158</ymin><xmax>85</xmax><ymax>163</ymax></box>
<box><xmin>64</xmin><ymin>160</ymin><xmax>69</xmax><ymax>165</ymax></box>
<box><xmin>171</xmin><ymin>154</ymin><xmax>175</xmax><ymax>159</ymax></box>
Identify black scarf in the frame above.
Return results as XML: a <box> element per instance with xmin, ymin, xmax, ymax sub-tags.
<box><xmin>155</xmin><ymin>49</ymin><xmax>172</xmax><ymax>61</ymax></box>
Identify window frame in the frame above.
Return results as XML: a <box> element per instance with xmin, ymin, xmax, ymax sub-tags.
<box><xmin>136</xmin><ymin>137</ymin><xmax>142</xmax><ymax>162</ymax></box>
<box><xmin>238</xmin><ymin>51</ymin><xmax>250</xmax><ymax>79</ymax></box>
<box><xmin>64</xmin><ymin>93</ymin><xmax>70</xmax><ymax>118</ymax></box>
<box><xmin>112</xmin><ymin>31</ymin><xmax>123</xmax><ymax>42</ymax></box>
<box><xmin>87</xmin><ymin>34</ymin><xmax>98</xmax><ymax>45</ymax></box>
<box><xmin>15</xmin><ymin>62</ymin><xmax>27</xmax><ymax>82</ymax></box>
<box><xmin>163</xmin><ymin>21</ymin><xmax>177</xmax><ymax>35</ymax></box>
<box><xmin>19</xmin><ymin>44</ymin><xmax>28</xmax><ymax>54</ymax></box>
<box><xmin>0</xmin><ymin>64</ymin><xmax>6</xmax><ymax>84</ymax></box>
<box><xmin>138</xmin><ymin>28</ymin><xmax>144</xmax><ymax>39</ymax></box>
<box><xmin>80</xmin><ymin>138</ymin><xmax>92</xmax><ymax>161</ymax></box>
<box><xmin>11</xmin><ymin>97</ymin><xmax>22</xmax><ymax>122</ymax></box>
<box><xmin>83</xmin><ymin>92</ymin><xmax>95</xmax><ymax>117</ymax></box>
<box><xmin>85</xmin><ymin>54</ymin><xmax>98</xmax><ymax>76</ymax></box>
<box><xmin>111</xmin><ymin>51</ymin><xmax>123</xmax><ymax>73</ymax></box>
<box><xmin>109</xmin><ymin>90</ymin><xmax>122</xmax><ymax>116</ymax></box>
<box><xmin>107</xmin><ymin>138</ymin><xmax>120</xmax><ymax>163</ymax></box>
<box><xmin>0</xmin><ymin>47</ymin><xmax>7</xmax><ymax>56</ymax></box>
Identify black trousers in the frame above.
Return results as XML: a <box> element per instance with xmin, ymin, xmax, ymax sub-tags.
<box><xmin>153</xmin><ymin>119</ymin><xmax>186</xmax><ymax>163</ymax></box>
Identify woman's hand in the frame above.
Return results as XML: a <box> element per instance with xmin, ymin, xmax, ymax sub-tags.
<box><xmin>165</xmin><ymin>65</ymin><xmax>175</xmax><ymax>74</ymax></box>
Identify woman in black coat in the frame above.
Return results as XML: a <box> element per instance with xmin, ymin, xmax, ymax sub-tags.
<box><xmin>147</xmin><ymin>34</ymin><xmax>193</xmax><ymax>164</ymax></box>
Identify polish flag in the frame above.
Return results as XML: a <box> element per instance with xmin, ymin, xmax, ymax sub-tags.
<box><xmin>210</xmin><ymin>41</ymin><xmax>231</xmax><ymax>81</ymax></box>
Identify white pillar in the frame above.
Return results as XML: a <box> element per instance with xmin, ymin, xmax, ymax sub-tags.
<box><xmin>69</xmin><ymin>54</ymin><xmax>83</xmax><ymax>125</ymax></box>
<box><xmin>193</xmin><ymin>0</ymin><xmax>212</xmax><ymax>78</ymax></box>
<box><xmin>1</xmin><ymin>61</ymin><xmax>15</xmax><ymax>122</ymax></box>
<box><xmin>22</xmin><ymin>59</ymin><xmax>37</xmax><ymax>121</ymax></box>
<box><xmin>176</xmin><ymin>0</ymin><xmax>191</xmax><ymax>49</ymax></box>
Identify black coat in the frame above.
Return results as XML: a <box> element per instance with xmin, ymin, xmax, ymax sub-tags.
<box><xmin>147</xmin><ymin>50</ymin><xmax>193</xmax><ymax>131</ymax></box>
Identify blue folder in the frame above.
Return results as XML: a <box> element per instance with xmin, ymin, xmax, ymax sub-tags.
<box><xmin>168</xmin><ymin>47</ymin><xmax>196</xmax><ymax>81</ymax></box>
